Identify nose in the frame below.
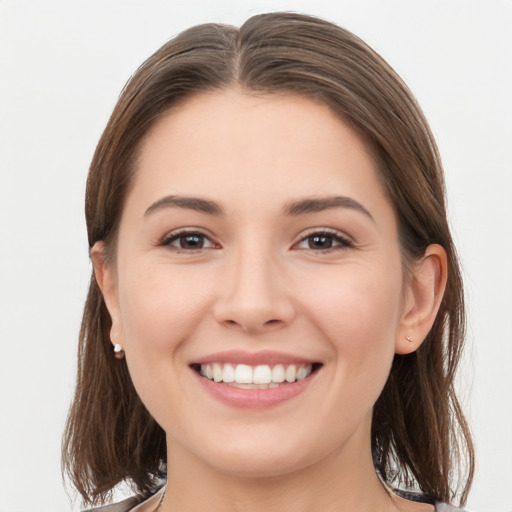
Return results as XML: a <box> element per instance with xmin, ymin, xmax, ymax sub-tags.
<box><xmin>213</xmin><ymin>248</ymin><xmax>296</xmax><ymax>334</ymax></box>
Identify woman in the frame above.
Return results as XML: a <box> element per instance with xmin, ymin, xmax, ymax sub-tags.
<box><xmin>62</xmin><ymin>12</ymin><xmax>474</xmax><ymax>512</ymax></box>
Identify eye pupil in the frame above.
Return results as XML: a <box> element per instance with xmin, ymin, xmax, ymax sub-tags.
<box><xmin>308</xmin><ymin>235</ymin><xmax>333</xmax><ymax>249</ymax></box>
<box><xmin>180</xmin><ymin>234</ymin><xmax>204</xmax><ymax>249</ymax></box>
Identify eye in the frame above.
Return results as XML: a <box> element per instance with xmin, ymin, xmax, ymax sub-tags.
<box><xmin>161</xmin><ymin>230</ymin><xmax>217</xmax><ymax>251</ymax></box>
<box><xmin>295</xmin><ymin>230</ymin><xmax>353</xmax><ymax>251</ymax></box>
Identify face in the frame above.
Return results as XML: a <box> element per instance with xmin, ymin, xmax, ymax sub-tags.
<box><xmin>99</xmin><ymin>90</ymin><xmax>415</xmax><ymax>477</ymax></box>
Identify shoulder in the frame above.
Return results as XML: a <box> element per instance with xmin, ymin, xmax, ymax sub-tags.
<box><xmin>391</xmin><ymin>488</ymin><xmax>468</xmax><ymax>512</ymax></box>
<box><xmin>82</xmin><ymin>488</ymin><xmax>163</xmax><ymax>512</ymax></box>
<box><xmin>83</xmin><ymin>496</ymin><xmax>142</xmax><ymax>512</ymax></box>
<box><xmin>82</xmin><ymin>496</ymin><xmax>144</xmax><ymax>512</ymax></box>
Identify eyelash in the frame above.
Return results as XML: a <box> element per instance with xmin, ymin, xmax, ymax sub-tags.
<box><xmin>159</xmin><ymin>228</ymin><xmax>354</xmax><ymax>253</ymax></box>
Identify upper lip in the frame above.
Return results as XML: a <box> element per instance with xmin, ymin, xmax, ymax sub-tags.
<box><xmin>191</xmin><ymin>350</ymin><xmax>319</xmax><ymax>366</ymax></box>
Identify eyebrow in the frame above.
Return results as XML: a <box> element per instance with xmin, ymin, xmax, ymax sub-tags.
<box><xmin>144</xmin><ymin>194</ymin><xmax>373</xmax><ymax>221</ymax></box>
<box><xmin>145</xmin><ymin>195</ymin><xmax>225</xmax><ymax>216</ymax></box>
<box><xmin>284</xmin><ymin>196</ymin><xmax>374</xmax><ymax>220</ymax></box>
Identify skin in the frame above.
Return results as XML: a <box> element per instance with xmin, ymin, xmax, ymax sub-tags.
<box><xmin>93</xmin><ymin>89</ymin><xmax>447</xmax><ymax>512</ymax></box>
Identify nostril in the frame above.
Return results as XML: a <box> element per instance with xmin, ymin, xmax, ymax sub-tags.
<box><xmin>222</xmin><ymin>318</ymin><xmax>282</xmax><ymax>328</ymax></box>
<box><xmin>215</xmin><ymin>301</ymin><xmax>295</xmax><ymax>334</ymax></box>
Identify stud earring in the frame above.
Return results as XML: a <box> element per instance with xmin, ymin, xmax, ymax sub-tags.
<box><xmin>112</xmin><ymin>343</ymin><xmax>125</xmax><ymax>359</ymax></box>
<box><xmin>406</xmin><ymin>335</ymin><xmax>414</xmax><ymax>343</ymax></box>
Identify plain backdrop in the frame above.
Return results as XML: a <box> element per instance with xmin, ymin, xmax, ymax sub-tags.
<box><xmin>0</xmin><ymin>1</ymin><xmax>511</xmax><ymax>511</ymax></box>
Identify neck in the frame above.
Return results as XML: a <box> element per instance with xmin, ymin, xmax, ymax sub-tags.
<box><xmin>161</xmin><ymin>426</ymin><xmax>397</xmax><ymax>512</ymax></box>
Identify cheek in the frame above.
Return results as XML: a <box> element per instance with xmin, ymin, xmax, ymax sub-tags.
<box><xmin>298</xmin><ymin>262</ymin><xmax>402</xmax><ymax>393</ymax></box>
<box><xmin>114</xmin><ymin>263</ymin><xmax>213</xmax><ymax>424</ymax></box>
<box><xmin>117</xmin><ymin>262</ymin><xmax>209</xmax><ymax>352</ymax></box>
<box><xmin>302</xmin><ymin>261</ymin><xmax>402</xmax><ymax>339</ymax></box>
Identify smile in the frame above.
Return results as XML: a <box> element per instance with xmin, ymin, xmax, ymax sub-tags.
<box><xmin>197</xmin><ymin>363</ymin><xmax>315</xmax><ymax>389</ymax></box>
<box><xmin>190</xmin><ymin>354</ymin><xmax>322</xmax><ymax>408</ymax></box>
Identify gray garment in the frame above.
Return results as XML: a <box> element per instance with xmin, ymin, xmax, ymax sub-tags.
<box><xmin>85</xmin><ymin>496</ymin><xmax>141</xmax><ymax>512</ymax></box>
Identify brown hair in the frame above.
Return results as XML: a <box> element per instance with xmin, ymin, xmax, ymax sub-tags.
<box><xmin>62</xmin><ymin>12</ymin><xmax>474</xmax><ymax>506</ymax></box>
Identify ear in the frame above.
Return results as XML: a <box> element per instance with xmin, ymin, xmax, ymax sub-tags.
<box><xmin>395</xmin><ymin>244</ymin><xmax>448</xmax><ymax>355</ymax></box>
<box><xmin>90</xmin><ymin>242</ymin><xmax>124</xmax><ymax>347</ymax></box>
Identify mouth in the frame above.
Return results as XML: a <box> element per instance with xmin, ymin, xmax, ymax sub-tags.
<box><xmin>190</xmin><ymin>362</ymin><xmax>323</xmax><ymax>389</ymax></box>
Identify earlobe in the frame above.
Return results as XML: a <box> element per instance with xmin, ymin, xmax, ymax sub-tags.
<box><xmin>395</xmin><ymin>244</ymin><xmax>448</xmax><ymax>355</ymax></box>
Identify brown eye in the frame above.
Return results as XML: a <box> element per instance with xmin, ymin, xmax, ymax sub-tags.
<box><xmin>176</xmin><ymin>234</ymin><xmax>205</xmax><ymax>249</ymax></box>
<box><xmin>162</xmin><ymin>231</ymin><xmax>216</xmax><ymax>250</ymax></box>
<box><xmin>308</xmin><ymin>234</ymin><xmax>334</xmax><ymax>249</ymax></box>
<box><xmin>295</xmin><ymin>230</ymin><xmax>353</xmax><ymax>251</ymax></box>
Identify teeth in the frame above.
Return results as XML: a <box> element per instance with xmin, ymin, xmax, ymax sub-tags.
<box><xmin>253</xmin><ymin>365</ymin><xmax>272</xmax><ymax>384</ymax></box>
<box><xmin>199</xmin><ymin>363</ymin><xmax>313</xmax><ymax>385</ymax></box>
<box><xmin>234</xmin><ymin>364</ymin><xmax>253</xmax><ymax>384</ymax></box>
<box><xmin>227</xmin><ymin>382</ymin><xmax>281</xmax><ymax>389</ymax></box>
<box><xmin>212</xmin><ymin>363</ymin><xmax>223</xmax><ymax>382</ymax></box>
<box><xmin>223</xmin><ymin>363</ymin><xmax>235</xmax><ymax>383</ymax></box>
<box><xmin>231</xmin><ymin>383</ymin><xmax>257</xmax><ymax>389</ymax></box>
<box><xmin>285</xmin><ymin>364</ymin><xmax>296</xmax><ymax>383</ymax></box>
<box><xmin>271</xmin><ymin>364</ymin><xmax>285</xmax><ymax>383</ymax></box>
<box><xmin>296</xmin><ymin>366</ymin><xmax>309</xmax><ymax>381</ymax></box>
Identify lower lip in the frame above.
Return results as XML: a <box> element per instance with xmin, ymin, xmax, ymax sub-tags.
<box><xmin>194</xmin><ymin>371</ymin><xmax>317</xmax><ymax>409</ymax></box>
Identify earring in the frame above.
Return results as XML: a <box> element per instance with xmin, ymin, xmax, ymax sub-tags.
<box><xmin>406</xmin><ymin>335</ymin><xmax>414</xmax><ymax>343</ymax></box>
<box><xmin>112</xmin><ymin>343</ymin><xmax>125</xmax><ymax>359</ymax></box>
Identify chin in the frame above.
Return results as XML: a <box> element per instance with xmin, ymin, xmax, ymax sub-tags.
<box><xmin>186</xmin><ymin>429</ymin><xmax>332</xmax><ymax>480</ymax></box>
<box><xmin>208</xmin><ymin>451</ymin><xmax>311</xmax><ymax>479</ymax></box>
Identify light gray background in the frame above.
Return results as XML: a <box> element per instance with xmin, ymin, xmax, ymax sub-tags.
<box><xmin>0</xmin><ymin>1</ymin><xmax>511</xmax><ymax>511</ymax></box>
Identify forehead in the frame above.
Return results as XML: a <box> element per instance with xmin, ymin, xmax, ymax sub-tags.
<box><xmin>126</xmin><ymin>89</ymin><xmax>392</xmax><ymax>223</ymax></box>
